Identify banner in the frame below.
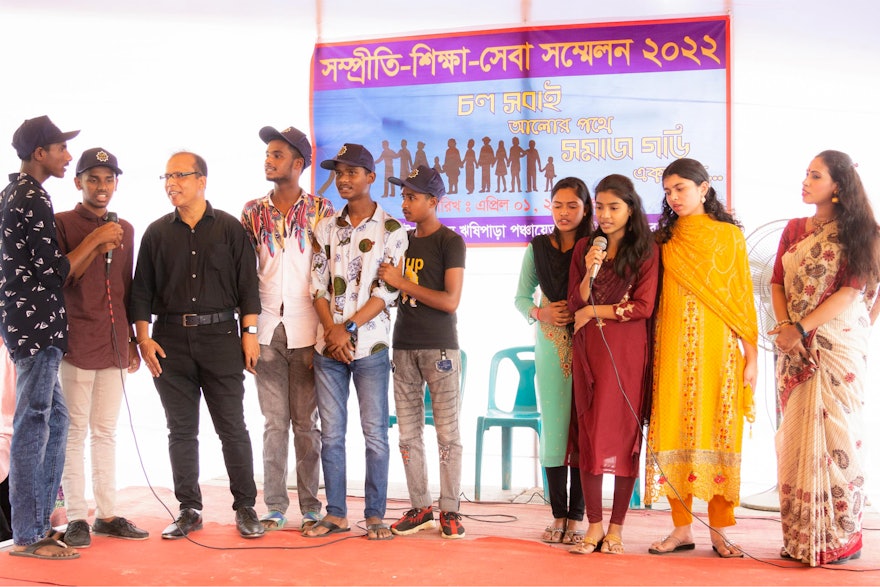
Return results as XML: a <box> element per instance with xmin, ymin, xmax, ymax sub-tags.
<box><xmin>312</xmin><ymin>16</ymin><xmax>730</xmax><ymax>244</ymax></box>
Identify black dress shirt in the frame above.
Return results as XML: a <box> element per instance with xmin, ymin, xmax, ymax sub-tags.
<box><xmin>0</xmin><ymin>173</ymin><xmax>71</xmax><ymax>360</ymax></box>
<box><xmin>129</xmin><ymin>201</ymin><xmax>260</xmax><ymax>323</ymax></box>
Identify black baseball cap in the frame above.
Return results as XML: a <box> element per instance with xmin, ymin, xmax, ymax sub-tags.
<box><xmin>389</xmin><ymin>165</ymin><xmax>446</xmax><ymax>199</ymax></box>
<box><xmin>320</xmin><ymin>143</ymin><xmax>375</xmax><ymax>173</ymax></box>
<box><xmin>11</xmin><ymin>115</ymin><xmax>80</xmax><ymax>160</ymax></box>
<box><xmin>259</xmin><ymin>125</ymin><xmax>312</xmax><ymax>169</ymax></box>
<box><xmin>76</xmin><ymin>147</ymin><xmax>123</xmax><ymax>176</ymax></box>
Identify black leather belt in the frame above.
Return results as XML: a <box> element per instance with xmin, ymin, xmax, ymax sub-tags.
<box><xmin>160</xmin><ymin>311</ymin><xmax>237</xmax><ymax>327</ymax></box>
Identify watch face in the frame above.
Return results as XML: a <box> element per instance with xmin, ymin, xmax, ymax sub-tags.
<box><xmin>345</xmin><ymin>320</ymin><xmax>357</xmax><ymax>333</ymax></box>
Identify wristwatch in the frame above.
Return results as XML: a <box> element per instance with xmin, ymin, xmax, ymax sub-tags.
<box><xmin>242</xmin><ymin>325</ymin><xmax>258</xmax><ymax>335</ymax></box>
<box><xmin>344</xmin><ymin>320</ymin><xmax>358</xmax><ymax>334</ymax></box>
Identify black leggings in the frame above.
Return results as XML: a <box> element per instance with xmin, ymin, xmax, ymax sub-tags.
<box><xmin>545</xmin><ymin>465</ymin><xmax>585</xmax><ymax>520</ymax></box>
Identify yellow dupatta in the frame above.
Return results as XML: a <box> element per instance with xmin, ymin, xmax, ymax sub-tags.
<box><xmin>646</xmin><ymin>214</ymin><xmax>758</xmax><ymax>505</ymax></box>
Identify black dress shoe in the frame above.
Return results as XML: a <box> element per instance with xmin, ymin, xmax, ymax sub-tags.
<box><xmin>162</xmin><ymin>508</ymin><xmax>203</xmax><ymax>539</ymax></box>
<box><xmin>235</xmin><ymin>506</ymin><xmax>265</xmax><ymax>538</ymax></box>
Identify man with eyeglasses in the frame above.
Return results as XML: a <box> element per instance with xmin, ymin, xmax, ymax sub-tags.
<box><xmin>129</xmin><ymin>151</ymin><xmax>264</xmax><ymax>540</ymax></box>
<box><xmin>240</xmin><ymin>126</ymin><xmax>334</xmax><ymax>533</ymax></box>
<box><xmin>2</xmin><ymin>116</ymin><xmax>123</xmax><ymax>560</ymax></box>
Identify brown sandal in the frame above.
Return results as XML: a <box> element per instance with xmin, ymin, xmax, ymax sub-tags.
<box><xmin>600</xmin><ymin>533</ymin><xmax>624</xmax><ymax>554</ymax></box>
<box><xmin>541</xmin><ymin>525</ymin><xmax>564</xmax><ymax>543</ymax></box>
<box><xmin>570</xmin><ymin>535</ymin><xmax>603</xmax><ymax>555</ymax></box>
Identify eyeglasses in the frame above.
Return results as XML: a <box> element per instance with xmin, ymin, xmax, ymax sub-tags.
<box><xmin>159</xmin><ymin>171</ymin><xmax>201</xmax><ymax>181</ymax></box>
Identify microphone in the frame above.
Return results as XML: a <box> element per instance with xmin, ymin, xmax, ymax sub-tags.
<box><xmin>104</xmin><ymin>212</ymin><xmax>118</xmax><ymax>265</ymax></box>
<box><xmin>588</xmin><ymin>236</ymin><xmax>608</xmax><ymax>287</ymax></box>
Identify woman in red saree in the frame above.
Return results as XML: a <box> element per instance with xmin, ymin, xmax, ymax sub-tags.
<box><xmin>567</xmin><ymin>175</ymin><xmax>659</xmax><ymax>554</ymax></box>
<box><xmin>770</xmin><ymin>150</ymin><xmax>880</xmax><ymax>566</ymax></box>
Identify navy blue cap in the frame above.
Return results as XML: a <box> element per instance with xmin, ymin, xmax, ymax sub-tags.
<box><xmin>389</xmin><ymin>165</ymin><xmax>446</xmax><ymax>199</ymax></box>
<box><xmin>76</xmin><ymin>147</ymin><xmax>122</xmax><ymax>176</ymax></box>
<box><xmin>12</xmin><ymin>115</ymin><xmax>80</xmax><ymax>160</ymax></box>
<box><xmin>259</xmin><ymin>125</ymin><xmax>312</xmax><ymax>169</ymax></box>
<box><xmin>320</xmin><ymin>143</ymin><xmax>375</xmax><ymax>173</ymax></box>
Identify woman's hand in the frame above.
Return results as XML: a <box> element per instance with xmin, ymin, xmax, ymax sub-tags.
<box><xmin>573</xmin><ymin>306</ymin><xmax>593</xmax><ymax>334</ymax></box>
<box><xmin>583</xmin><ymin>245</ymin><xmax>608</xmax><ymax>275</ymax></box>
<box><xmin>769</xmin><ymin>323</ymin><xmax>813</xmax><ymax>363</ymax></box>
<box><xmin>541</xmin><ymin>300</ymin><xmax>573</xmax><ymax>327</ymax></box>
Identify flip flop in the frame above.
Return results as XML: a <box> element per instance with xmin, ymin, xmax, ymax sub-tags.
<box><xmin>712</xmin><ymin>543</ymin><xmax>744</xmax><ymax>558</ymax></box>
<box><xmin>260</xmin><ymin>511</ymin><xmax>287</xmax><ymax>531</ymax></box>
<box><xmin>303</xmin><ymin>519</ymin><xmax>350</xmax><ymax>538</ymax></box>
<box><xmin>366</xmin><ymin>523</ymin><xmax>393</xmax><ymax>541</ymax></box>
<box><xmin>9</xmin><ymin>537</ymin><xmax>80</xmax><ymax>560</ymax></box>
<box><xmin>648</xmin><ymin>535</ymin><xmax>696</xmax><ymax>555</ymax></box>
<box><xmin>300</xmin><ymin>511</ymin><xmax>323</xmax><ymax>532</ymax></box>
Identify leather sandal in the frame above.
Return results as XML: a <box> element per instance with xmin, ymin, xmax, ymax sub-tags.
<box><xmin>600</xmin><ymin>533</ymin><xmax>624</xmax><ymax>554</ymax></box>
<box><xmin>541</xmin><ymin>525</ymin><xmax>564</xmax><ymax>543</ymax></box>
<box><xmin>569</xmin><ymin>535</ymin><xmax>603</xmax><ymax>555</ymax></box>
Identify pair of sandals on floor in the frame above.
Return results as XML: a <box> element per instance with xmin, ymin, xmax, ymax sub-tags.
<box><xmin>265</xmin><ymin>512</ymin><xmax>392</xmax><ymax>541</ymax></box>
<box><xmin>648</xmin><ymin>533</ymin><xmax>744</xmax><ymax>558</ymax></box>
<box><xmin>569</xmin><ymin>533</ymin><xmax>625</xmax><ymax>555</ymax></box>
<box><xmin>541</xmin><ymin>520</ymin><xmax>584</xmax><ymax>546</ymax></box>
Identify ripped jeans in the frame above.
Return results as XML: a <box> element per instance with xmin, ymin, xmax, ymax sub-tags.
<box><xmin>392</xmin><ymin>349</ymin><xmax>462</xmax><ymax>513</ymax></box>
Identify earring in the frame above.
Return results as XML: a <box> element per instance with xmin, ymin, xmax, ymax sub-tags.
<box><xmin>832</xmin><ymin>193</ymin><xmax>839</xmax><ymax>203</ymax></box>
<box><xmin>700</xmin><ymin>196</ymin><xmax>706</xmax><ymax>203</ymax></box>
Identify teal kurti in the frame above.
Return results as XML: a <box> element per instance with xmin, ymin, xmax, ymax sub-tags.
<box><xmin>514</xmin><ymin>243</ymin><xmax>573</xmax><ymax>467</ymax></box>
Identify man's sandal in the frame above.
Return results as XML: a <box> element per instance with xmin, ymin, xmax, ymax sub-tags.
<box><xmin>260</xmin><ymin>511</ymin><xmax>287</xmax><ymax>531</ymax></box>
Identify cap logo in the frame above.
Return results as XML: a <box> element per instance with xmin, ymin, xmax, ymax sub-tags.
<box><xmin>282</xmin><ymin>127</ymin><xmax>293</xmax><ymax>133</ymax></box>
<box><xmin>336</xmin><ymin>145</ymin><xmax>348</xmax><ymax>157</ymax></box>
<box><xmin>96</xmin><ymin>150</ymin><xmax>109</xmax><ymax>163</ymax></box>
<box><xmin>408</xmin><ymin>168</ymin><xmax>419</xmax><ymax>179</ymax></box>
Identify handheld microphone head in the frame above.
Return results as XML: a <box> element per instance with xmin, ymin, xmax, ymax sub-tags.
<box><xmin>104</xmin><ymin>212</ymin><xmax>118</xmax><ymax>264</ymax></box>
<box><xmin>589</xmin><ymin>236</ymin><xmax>608</xmax><ymax>285</ymax></box>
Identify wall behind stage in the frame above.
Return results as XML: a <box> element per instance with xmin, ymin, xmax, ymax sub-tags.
<box><xmin>1</xmin><ymin>0</ymin><xmax>878</xmax><ymax>506</ymax></box>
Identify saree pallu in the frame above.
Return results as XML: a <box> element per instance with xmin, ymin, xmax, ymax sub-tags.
<box><xmin>645</xmin><ymin>215</ymin><xmax>757</xmax><ymax>507</ymax></box>
<box><xmin>775</xmin><ymin>220</ymin><xmax>874</xmax><ymax>566</ymax></box>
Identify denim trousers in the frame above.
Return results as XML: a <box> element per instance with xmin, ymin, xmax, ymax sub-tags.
<box><xmin>255</xmin><ymin>323</ymin><xmax>322</xmax><ymax>516</ymax></box>
<box><xmin>10</xmin><ymin>346</ymin><xmax>68</xmax><ymax>546</ymax></box>
<box><xmin>392</xmin><ymin>349</ymin><xmax>463</xmax><ymax>513</ymax></box>
<box><xmin>313</xmin><ymin>349</ymin><xmax>390</xmax><ymax>520</ymax></box>
<box><xmin>59</xmin><ymin>362</ymin><xmax>126</xmax><ymax>521</ymax></box>
<box><xmin>152</xmin><ymin>321</ymin><xmax>258</xmax><ymax>511</ymax></box>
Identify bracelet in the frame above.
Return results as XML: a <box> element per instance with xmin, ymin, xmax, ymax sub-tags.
<box><xmin>794</xmin><ymin>321</ymin><xmax>808</xmax><ymax>338</ymax></box>
<box><xmin>530</xmin><ymin>307</ymin><xmax>540</xmax><ymax>321</ymax></box>
<box><xmin>774</xmin><ymin>319</ymin><xmax>793</xmax><ymax>329</ymax></box>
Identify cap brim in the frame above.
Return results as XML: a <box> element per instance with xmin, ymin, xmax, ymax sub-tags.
<box><xmin>320</xmin><ymin>159</ymin><xmax>338</xmax><ymax>170</ymax></box>
<box><xmin>47</xmin><ymin>130</ymin><xmax>81</xmax><ymax>144</ymax></box>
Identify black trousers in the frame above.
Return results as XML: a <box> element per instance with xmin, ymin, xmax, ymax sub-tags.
<box><xmin>152</xmin><ymin>320</ymin><xmax>257</xmax><ymax>511</ymax></box>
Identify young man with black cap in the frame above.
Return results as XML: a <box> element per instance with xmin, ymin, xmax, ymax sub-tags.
<box><xmin>130</xmin><ymin>151</ymin><xmax>264</xmax><ymax>541</ymax></box>
<box><xmin>55</xmin><ymin>147</ymin><xmax>149</xmax><ymax>548</ymax></box>
<box><xmin>304</xmin><ymin>143</ymin><xmax>407</xmax><ymax>541</ymax></box>
<box><xmin>1</xmin><ymin>116</ymin><xmax>123</xmax><ymax>560</ymax></box>
<box><xmin>377</xmin><ymin>165</ymin><xmax>467</xmax><ymax>539</ymax></box>
<box><xmin>241</xmin><ymin>125</ymin><xmax>334</xmax><ymax>533</ymax></box>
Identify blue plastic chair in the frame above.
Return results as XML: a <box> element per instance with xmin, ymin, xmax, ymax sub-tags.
<box><xmin>474</xmin><ymin>346</ymin><xmax>545</xmax><ymax>501</ymax></box>
<box><xmin>389</xmin><ymin>350</ymin><xmax>467</xmax><ymax>428</ymax></box>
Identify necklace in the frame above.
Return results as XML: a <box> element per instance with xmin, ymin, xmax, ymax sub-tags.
<box><xmin>811</xmin><ymin>215</ymin><xmax>836</xmax><ymax>231</ymax></box>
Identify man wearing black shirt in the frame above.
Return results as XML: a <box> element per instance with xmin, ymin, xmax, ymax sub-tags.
<box><xmin>130</xmin><ymin>151</ymin><xmax>264</xmax><ymax>540</ymax></box>
<box><xmin>2</xmin><ymin>116</ymin><xmax>122</xmax><ymax>560</ymax></box>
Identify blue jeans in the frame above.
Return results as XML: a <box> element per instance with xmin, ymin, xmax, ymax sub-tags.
<box><xmin>10</xmin><ymin>346</ymin><xmax>67</xmax><ymax>546</ymax></box>
<box><xmin>313</xmin><ymin>349</ymin><xmax>390</xmax><ymax>520</ymax></box>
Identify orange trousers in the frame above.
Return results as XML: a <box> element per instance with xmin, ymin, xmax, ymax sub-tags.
<box><xmin>669</xmin><ymin>494</ymin><xmax>735</xmax><ymax>528</ymax></box>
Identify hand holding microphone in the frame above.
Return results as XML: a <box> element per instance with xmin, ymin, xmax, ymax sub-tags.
<box><xmin>104</xmin><ymin>212</ymin><xmax>118</xmax><ymax>264</ymax></box>
<box><xmin>587</xmin><ymin>236</ymin><xmax>608</xmax><ymax>287</ymax></box>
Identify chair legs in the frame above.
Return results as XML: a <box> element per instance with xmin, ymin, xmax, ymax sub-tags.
<box><xmin>474</xmin><ymin>423</ymin><xmax>544</xmax><ymax>501</ymax></box>
<box><xmin>474</xmin><ymin>419</ymin><xmax>485</xmax><ymax>501</ymax></box>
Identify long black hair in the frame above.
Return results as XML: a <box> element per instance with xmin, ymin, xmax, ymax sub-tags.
<box><xmin>654</xmin><ymin>158</ymin><xmax>740</xmax><ymax>244</ymax></box>
<box><xmin>818</xmin><ymin>150</ymin><xmax>880</xmax><ymax>281</ymax></box>
<box><xmin>550</xmin><ymin>176</ymin><xmax>593</xmax><ymax>245</ymax></box>
<box><xmin>593</xmin><ymin>174</ymin><xmax>653</xmax><ymax>278</ymax></box>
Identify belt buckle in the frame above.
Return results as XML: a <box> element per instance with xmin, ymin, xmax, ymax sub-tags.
<box><xmin>182</xmin><ymin>313</ymin><xmax>199</xmax><ymax>327</ymax></box>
